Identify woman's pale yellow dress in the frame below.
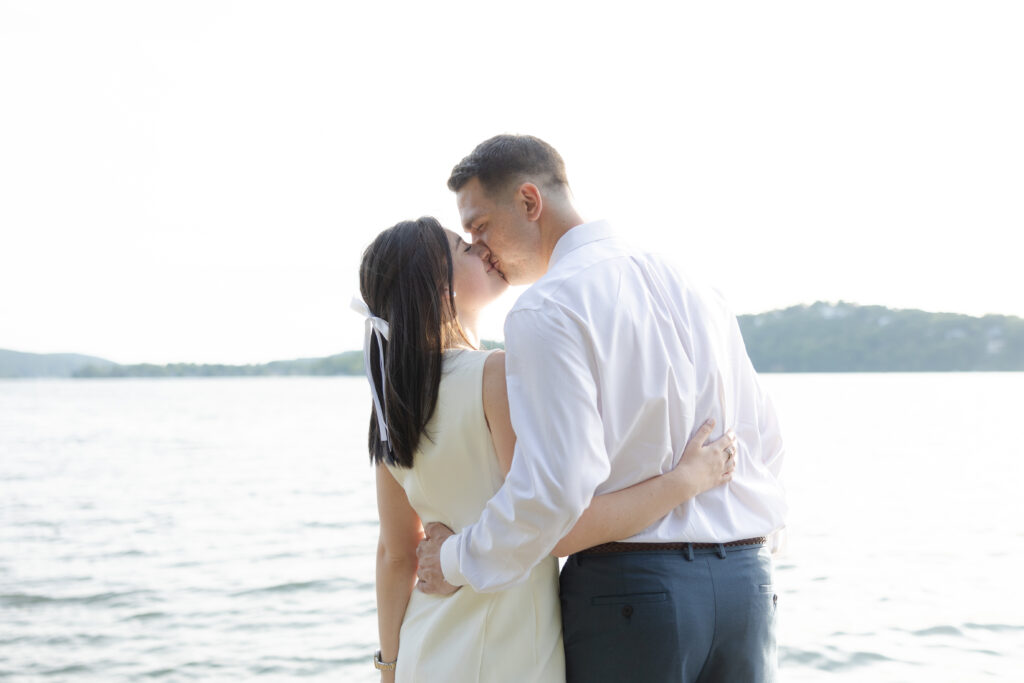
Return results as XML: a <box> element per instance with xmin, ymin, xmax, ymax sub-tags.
<box><xmin>387</xmin><ymin>350</ymin><xmax>565</xmax><ymax>682</ymax></box>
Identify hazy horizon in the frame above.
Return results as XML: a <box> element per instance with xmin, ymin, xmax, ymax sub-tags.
<box><xmin>4</xmin><ymin>299</ymin><xmax>1022</xmax><ymax>367</ymax></box>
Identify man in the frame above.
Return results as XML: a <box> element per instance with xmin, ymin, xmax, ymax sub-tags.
<box><xmin>416</xmin><ymin>134</ymin><xmax>786</xmax><ymax>681</ymax></box>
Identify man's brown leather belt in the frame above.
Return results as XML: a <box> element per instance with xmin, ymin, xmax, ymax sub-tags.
<box><xmin>579</xmin><ymin>537</ymin><xmax>767</xmax><ymax>556</ymax></box>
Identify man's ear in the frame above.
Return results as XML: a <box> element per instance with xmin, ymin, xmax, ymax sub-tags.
<box><xmin>518</xmin><ymin>182</ymin><xmax>543</xmax><ymax>222</ymax></box>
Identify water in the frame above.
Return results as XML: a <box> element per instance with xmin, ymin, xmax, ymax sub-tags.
<box><xmin>1</xmin><ymin>374</ymin><xmax>1022</xmax><ymax>681</ymax></box>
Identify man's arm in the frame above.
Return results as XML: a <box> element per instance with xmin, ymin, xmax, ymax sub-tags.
<box><xmin>754</xmin><ymin>372</ymin><xmax>787</xmax><ymax>553</ymax></box>
<box><xmin>430</xmin><ymin>306</ymin><xmax>611</xmax><ymax>593</ymax></box>
<box><xmin>416</xmin><ymin>354</ymin><xmax>738</xmax><ymax>589</ymax></box>
<box><xmin>756</xmin><ymin>378</ymin><xmax>785</xmax><ymax>478</ymax></box>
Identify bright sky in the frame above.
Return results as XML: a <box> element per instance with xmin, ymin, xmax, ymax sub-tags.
<box><xmin>1</xmin><ymin>1</ymin><xmax>1021</xmax><ymax>364</ymax></box>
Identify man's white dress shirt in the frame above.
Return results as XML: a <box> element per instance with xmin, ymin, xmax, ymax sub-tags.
<box><xmin>440</xmin><ymin>220</ymin><xmax>787</xmax><ymax>592</ymax></box>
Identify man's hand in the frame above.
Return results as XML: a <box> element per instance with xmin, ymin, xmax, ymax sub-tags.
<box><xmin>415</xmin><ymin>522</ymin><xmax>460</xmax><ymax>596</ymax></box>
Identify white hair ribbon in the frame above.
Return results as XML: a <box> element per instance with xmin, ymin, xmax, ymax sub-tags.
<box><xmin>350</xmin><ymin>296</ymin><xmax>391</xmax><ymax>448</ymax></box>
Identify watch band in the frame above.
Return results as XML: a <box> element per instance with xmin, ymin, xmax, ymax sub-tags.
<box><xmin>374</xmin><ymin>650</ymin><xmax>397</xmax><ymax>671</ymax></box>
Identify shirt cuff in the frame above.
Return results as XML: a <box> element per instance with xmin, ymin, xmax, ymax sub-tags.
<box><xmin>439</xmin><ymin>534</ymin><xmax>468</xmax><ymax>587</ymax></box>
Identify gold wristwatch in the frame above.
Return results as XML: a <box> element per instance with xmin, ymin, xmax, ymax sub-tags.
<box><xmin>374</xmin><ymin>650</ymin><xmax>396</xmax><ymax>671</ymax></box>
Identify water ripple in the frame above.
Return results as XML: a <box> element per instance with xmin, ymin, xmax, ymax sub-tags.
<box><xmin>141</xmin><ymin>668</ymin><xmax>177</xmax><ymax>678</ymax></box>
<box><xmin>121</xmin><ymin>611</ymin><xmax>168</xmax><ymax>622</ymax></box>
<box><xmin>780</xmin><ymin>646</ymin><xmax>904</xmax><ymax>672</ymax></box>
<box><xmin>1</xmin><ymin>590</ymin><xmax>155</xmax><ymax>608</ymax></box>
<box><xmin>964</xmin><ymin>622</ymin><xmax>1024</xmax><ymax>632</ymax></box>
<box><xmin>231</xmin><ymin>579</ymin><xmax>338</xmax><ymax>596</ymax></box>
<box><xmin>42</xmin><ymin>664</ymin><xmax>92</xmax><ymax>676</ymax></box>
<box><xmin>910</xmin><ymin>625</ymin><xmax>962</xmax><ymax>637</ymax></box>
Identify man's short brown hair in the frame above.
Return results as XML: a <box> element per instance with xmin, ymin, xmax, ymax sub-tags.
<box><xmin>447</xmin><ymin>134</ymin><xmax>569</xmax><ymax>197</ymax></box>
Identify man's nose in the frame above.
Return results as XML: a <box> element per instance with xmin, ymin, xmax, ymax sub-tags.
<box><xmin>469</xmin><ymin>241</ymin><xmax>491</xmax><ymax>259</ymax></box>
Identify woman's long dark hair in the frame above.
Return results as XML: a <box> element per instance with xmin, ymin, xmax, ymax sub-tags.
<box><xmin>359</xmin><ymin>217</ymin><xmax>473</xmax><ymax>468</ymax></box>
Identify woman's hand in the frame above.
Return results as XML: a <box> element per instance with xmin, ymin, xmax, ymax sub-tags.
<box><xmin>669</xmin><ymin>419</ymin><xmax>736</xmax><ymax>500</ymax></box>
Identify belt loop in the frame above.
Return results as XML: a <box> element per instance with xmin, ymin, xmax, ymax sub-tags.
<box><xmin>716</xmin><ymin>543</ymin><xmax>726</xmax><ymax>559</ymax></box>
<box><xmin>684</xmin><ymin>543</ymin><xmax>694</xmax><ymax>562</ymax></box>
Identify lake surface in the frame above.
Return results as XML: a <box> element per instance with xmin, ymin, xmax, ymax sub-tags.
<box><xmin>1</xmin><ymin>374</ymin><xmax>1022</xmax><ymax>681</ymax></box>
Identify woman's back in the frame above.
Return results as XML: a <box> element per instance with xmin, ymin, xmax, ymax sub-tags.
<box><xmin>387</xmin><ymin>350</ymin><xmax>564</xmax><ymax>683</ymax></box>
<box><xmin>389</xmin><ymin>350</ymin><xmax>505</xmax><ymax>532</ymax></box>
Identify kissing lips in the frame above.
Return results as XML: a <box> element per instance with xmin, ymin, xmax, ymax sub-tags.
<box><xmin>488</xmin><ymin>256</ymin><xmax>508</xmax><ymax>282</ymax></box>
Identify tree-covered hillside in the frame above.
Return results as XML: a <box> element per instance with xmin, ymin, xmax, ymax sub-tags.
<box><xmin>0</xmin><ymin>349</ymin><xmax>117</xmax><ymax>378</ymax></box>
<box><xmin>737</xmin><ymin>301</ymin><xmax>1024</xmax><ymax>372</ymax></box>
<box><xmin>72</xmin><ymin>352</ymin><xmax>365</xmax><ymax>378</ymax></box>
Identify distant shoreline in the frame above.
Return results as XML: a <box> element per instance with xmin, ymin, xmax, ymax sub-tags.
<box><xmin>4</xmin><ymin>370</ymin><xmax>1022</xmax><ymax>381</ymax></box>
<box><xmin>3</xmin><ymin>302</ymin><xmax>1022</xmax><ymax>377</ymax></box>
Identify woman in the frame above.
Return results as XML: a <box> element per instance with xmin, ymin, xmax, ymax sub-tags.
<box><xmin>357</xmin><ymin>217</ymin><xmax>736</xmax><ymax>682</ymax></box>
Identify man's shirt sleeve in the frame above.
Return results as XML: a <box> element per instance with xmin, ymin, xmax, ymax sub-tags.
<box><xmin>439</xmin><ymin>305</ymin><xmax>611</xmax><ymax>592</ymax></box>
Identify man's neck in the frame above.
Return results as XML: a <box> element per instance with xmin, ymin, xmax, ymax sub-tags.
<box><xmin>538</xmin><ymin>208</ymin><xmax>585</xmax><ymax>273</ymax></box>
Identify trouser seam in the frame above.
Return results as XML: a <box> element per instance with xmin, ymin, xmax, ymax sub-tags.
<box><xmin>695</xmin><ymin>555</ymin><xmax>717</xmax><ymax>681</ymax></box>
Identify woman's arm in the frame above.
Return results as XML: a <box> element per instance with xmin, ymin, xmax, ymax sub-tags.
<box><xmin>375</xmin><ymin>464</ymin><xmax>423</xmax><ymax>681</ymax></box>
<box><xmin>482</xmin><ymin>352</ymin><xmax>736</xmax><ymax>559</ymax></box>
<box><xmin>552</xmin><ymin>418</ymin><xmax>733</xmax><ymax>556</ymax></box>
<box><xmin>482</xmin><ymin>352</ymin><xmax>516</xmax><ymax>477</ymax></box>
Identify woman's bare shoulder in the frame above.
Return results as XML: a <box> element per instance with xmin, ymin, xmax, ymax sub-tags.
<box><xmin>483</xmin><ymin>348</ymin><xmax>505</xmax><ymax>373</ymax></box>
<box><xmin>482</xmin><ymin>350</ymin><xmax>507</xmax><ymax>405</ymax></box>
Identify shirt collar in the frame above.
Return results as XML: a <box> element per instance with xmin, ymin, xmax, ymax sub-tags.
<box><xmin>549</xmin><ymin>220</ymin><xmax>615</xmax><ymax>268</ymax></box>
